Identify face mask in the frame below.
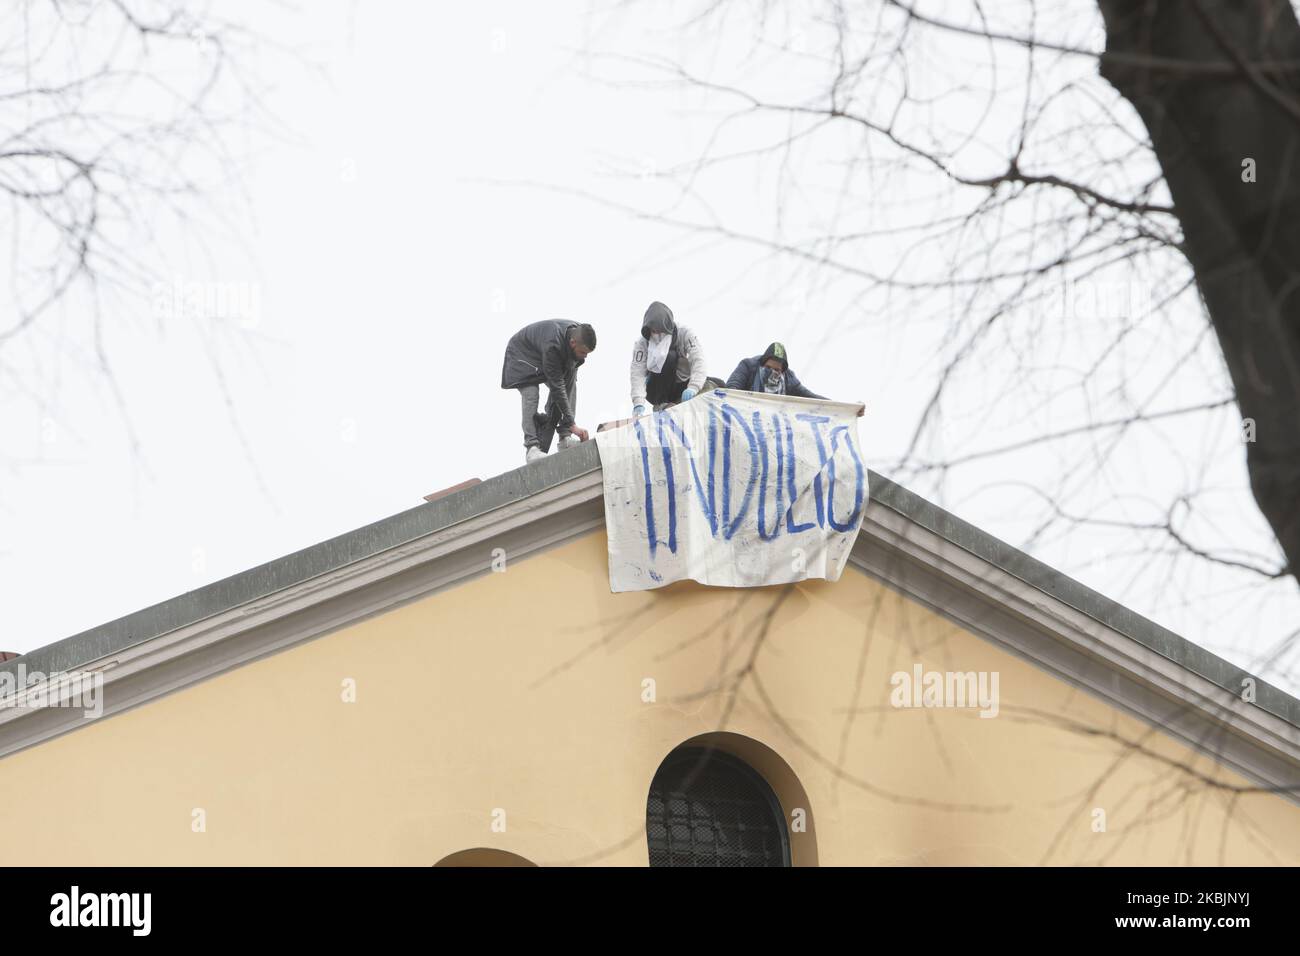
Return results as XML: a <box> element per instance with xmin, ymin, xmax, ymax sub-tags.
<box><xmin>646</xmin><ymin>332</ymin><xmax>672</xmax><ymax>374</ymax></box>
<box><xmin>762</xmin><ymin>367</ymin><xmax>785</xmax><ymax>393</ymax></box>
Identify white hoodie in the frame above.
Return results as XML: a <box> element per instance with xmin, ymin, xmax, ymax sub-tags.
<box><xmin>630</xmin><ymin>325</ymin><xmax>708</xmax><ymax>408</ymax></box>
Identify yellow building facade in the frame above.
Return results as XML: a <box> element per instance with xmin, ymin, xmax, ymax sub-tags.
<box><xmin>1</xmin><ymin>446</ymin><xmax>1297</xmax><ymax>865</ymax></box>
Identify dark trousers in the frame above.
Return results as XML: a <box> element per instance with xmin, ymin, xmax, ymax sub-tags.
<box><xmin>646</xmin><ymin>372</ymin><xmax>687</xmax><ymax>406</ymax></box>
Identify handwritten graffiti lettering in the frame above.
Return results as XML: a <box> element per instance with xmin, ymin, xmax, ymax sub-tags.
<box><xmin>633</xmin><ymin>394</ymin><xmax>864</xmax><ymax>558</ymax></box>
<box><xmin>598</xmin><ymin>390</ymin><xmax>867</xmax><ymax>592</ymax></box>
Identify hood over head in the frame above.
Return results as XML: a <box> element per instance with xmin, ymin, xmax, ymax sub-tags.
<box><xmin>760</xmin><ymin>341</ymin><xmax>789</xmax><ymax>372</ymax></box>
<box><xmin>641</xmin><ymin>301</ymin><xmax>676</xmax><ymax>340</ymax></box>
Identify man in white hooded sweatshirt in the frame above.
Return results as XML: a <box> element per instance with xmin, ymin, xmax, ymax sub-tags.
<box><xmin>629</xmin><ymin>301</ymin><xmax>709</xmax><ymax>417</ymax></box>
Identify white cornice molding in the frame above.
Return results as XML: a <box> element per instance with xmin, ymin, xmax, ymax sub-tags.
<box><xmin>0</xmin><ymin>469</ymin><xmax>604</xmax><ymax>759</ymax></box>
<box><xmin>853</xmin><ymin>505</ymin><xmax>1300</xmax><ymax>800</ymax></box>
<box><xmin>2</xmin><ymin>468</ymin><xmax>1297</xmax><ymax>806</ymax></box>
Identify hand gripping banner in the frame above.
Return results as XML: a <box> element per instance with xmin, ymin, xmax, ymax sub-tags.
<box><xmin>594</xmin><ymin>389</ymin><xmax>867</xmax><ymax>592</ymax></box>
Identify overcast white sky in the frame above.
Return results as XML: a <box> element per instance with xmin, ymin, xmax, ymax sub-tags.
<box><xmin>3</xmin><ymin>0</ymin><xmax>1297</xmax><ymax>694</ymax></box>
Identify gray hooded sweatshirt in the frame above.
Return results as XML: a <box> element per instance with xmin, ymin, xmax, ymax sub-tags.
<box><xmin>629</xmin><ymin>301</ymin><xmax>707</xmax><ymax>408</ymax></box>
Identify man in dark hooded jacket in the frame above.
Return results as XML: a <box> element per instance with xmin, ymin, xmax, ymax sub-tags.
<box><xmin>725</xmin><ymin>342</ymin><xmax>864</xmax><ymax>414</ymax></box>
<box><xmin>501</xmin><ymin>319</ymin><xmax>597</xmax><ymax>463</ymax></box>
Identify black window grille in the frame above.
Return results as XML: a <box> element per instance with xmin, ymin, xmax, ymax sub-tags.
<box><xmin>646</xmin><ymin>746</ymin><xmax>790</xmax><ymax>867</ymax></box>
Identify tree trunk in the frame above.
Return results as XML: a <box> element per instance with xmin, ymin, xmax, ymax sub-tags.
<box><xmin>1098</xmin><ymin>0</ymin><xmax>1300</xmax><ymax>584</ymax></box>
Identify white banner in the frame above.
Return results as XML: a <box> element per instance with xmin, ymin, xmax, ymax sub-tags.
<box><xmin>595</xmin><ymin>389</ymin><xmax>867</xmax><ymax>592</ymax></box>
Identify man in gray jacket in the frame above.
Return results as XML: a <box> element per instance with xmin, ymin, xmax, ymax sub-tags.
<box><xmin>501</xmin><ymin>320</ymin><xmax>597</xmax><ymax>463</ymax></box>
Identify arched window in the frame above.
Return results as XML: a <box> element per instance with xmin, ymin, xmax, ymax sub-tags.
<box><xmin>433</xmin><ymin>848</ymin><xmax>536</xmax><ymax>867</ymax></box>
<box><xmin>646</xmin><ymin>745</ymin><xmax>790</xmax><ymax>867</ymax></box>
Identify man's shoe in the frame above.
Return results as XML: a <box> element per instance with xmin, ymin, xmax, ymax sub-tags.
<box><xmin>557</xmin><ymin>434</ymin><xmax>581</xmax><ymax>450</ymax></box>
<box><xmin>525</xmin><ymin>446</ymin><xmax>546</xmax><ymax>463</ymax></box>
